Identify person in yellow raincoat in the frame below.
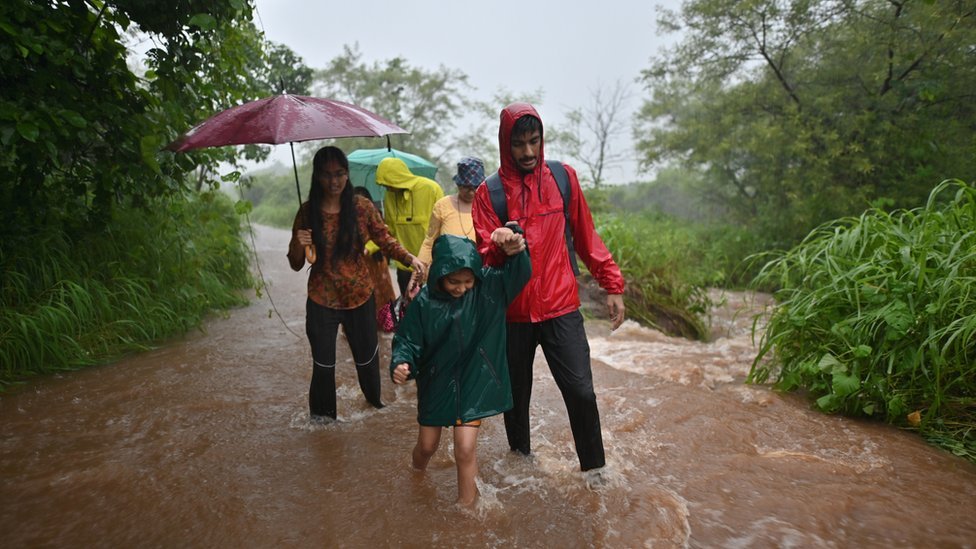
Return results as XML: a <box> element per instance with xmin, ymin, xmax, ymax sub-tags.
<box><xmin>376</xmin><ymin>157</ymin><xmax>444</xmax><ymax>297</ymax></box>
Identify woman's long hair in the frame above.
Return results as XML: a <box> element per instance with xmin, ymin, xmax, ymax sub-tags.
<box><xmin>307</xmin><ymin>146</ymin><xmax>362</xmax><ymax>269</ymax></box>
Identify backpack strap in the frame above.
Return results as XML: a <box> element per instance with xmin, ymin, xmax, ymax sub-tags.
<box><xmin>485</xmin><ymin>171</ymin><xmax>507</xmax><ymax>224</ymax></box>
<box><xmin>546</xmin><ymin>160</ymin><xmax>580</xmax><ymax>276</ymax></box>
<box><xmin>485</xmin><ymin>162</ymin><xmax>580</xmax><ymax>276</ymax></box>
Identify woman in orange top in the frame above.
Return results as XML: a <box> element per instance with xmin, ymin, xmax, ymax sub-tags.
<box><xmin>288</xmin><ymin>146</ymin><xmax>425</xmax><ymax>421</ymax></box>
<box><xmin>416</xmin><ymin>157</ymin><xmax>485</xmax><ymax>269</ymax></box>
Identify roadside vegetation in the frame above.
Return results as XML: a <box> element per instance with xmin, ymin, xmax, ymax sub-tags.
<box><xmin>0</xmin><ymin>1</ymin><xmax>291</xmax><ymax>387</ymax></box>
<box><xmin>749</xmin><ymin>181</ymin><xmax>976</xmax><ymax>460</ymax></box>
<box><xmin>0</xmin><ymin>193</ymin><xmax>250</xmax><ymax>387</ymax></box>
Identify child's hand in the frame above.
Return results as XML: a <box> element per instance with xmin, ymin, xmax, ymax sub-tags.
<box><xmin>491</xmin><ymin>227</ymin><xmax>525</xmax><ymax>256</ymax></box>
<box><xmin>406</xmin><ymin>269</ymin><xmax>424</xmax><ymax>298</ymax></box>
<box><xmin>392</xmin><ymin>363</ymin><xmax>410</xmax><ymax>384</ymax></box>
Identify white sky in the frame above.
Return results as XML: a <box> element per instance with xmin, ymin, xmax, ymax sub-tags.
<box><xmin>251</xmin><ymin>0</ymin><xmax>684</xmax><ymax>183</ymax></box>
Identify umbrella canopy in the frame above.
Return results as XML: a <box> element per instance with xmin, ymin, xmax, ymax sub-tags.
<box><xmin>348</xmin><ymin>148</ymin><xmax>438</xmax><ymax>203</ymax></box>
<box><xmin>166</xmin><ymin>94</ymin><xmax>407</xmax><ymax>152</ymax></box>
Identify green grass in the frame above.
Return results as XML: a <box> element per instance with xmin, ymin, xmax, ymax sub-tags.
<box><xmin>0</xmin><ymin>191</ymin><xmax>252</xmax><ymax>387</ymax></box>
<box><xmin>594</xmin><ymin>211</ymin><xmax>760</xmax><ymax>340</ymax></box>
<box><xmin>749</xmin><ymin>180</ymin><xmax>976</xmax><ymax>461</ymax></box>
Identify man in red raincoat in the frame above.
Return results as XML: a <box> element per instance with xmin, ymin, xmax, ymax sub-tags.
<box><xmin>472</xmin><ymin>102</ymin><xmax>626</xmax><ymax>475</ymax></box>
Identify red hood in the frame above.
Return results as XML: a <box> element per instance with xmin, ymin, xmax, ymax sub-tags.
<box><xmin>498</xmin><ymin>102</ymin><xmax>544</xmax><ymax>183</ymax></box>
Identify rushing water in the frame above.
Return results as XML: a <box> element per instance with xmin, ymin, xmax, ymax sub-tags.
<box><xmin>2</xmin><ymin>225</ymin><xmax>975</xmax><ymax>548</ymax></box>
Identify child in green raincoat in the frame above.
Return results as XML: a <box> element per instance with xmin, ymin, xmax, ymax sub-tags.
<box><xmin>391</xmin><ymin>228</ymin><xmax>530</xmax><ymax>506</ymax></box>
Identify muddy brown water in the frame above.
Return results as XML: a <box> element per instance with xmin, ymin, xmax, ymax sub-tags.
<box><xmin>2</xmin><ymin>225</ymin><xmax>975</xmax><ymax>548</ymax></box>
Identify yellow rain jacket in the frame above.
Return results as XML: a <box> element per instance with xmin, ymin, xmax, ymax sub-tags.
<box><xmin>376</xmin><ymin>157</ymin><xmax>444</xmax><ymax>271</ymax></box>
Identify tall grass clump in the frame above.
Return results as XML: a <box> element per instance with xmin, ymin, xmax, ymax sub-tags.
<box><xmin>594</xmin><ymin>211</ymin><xmax>756</xmax><ymax>339</ymax></box>
<box><xmin>0</xmin><ymin>191</ymin><xmax>252</xmax><ymax>388</ymax></box>
<box><xmin>749</xmin><ymin>180</ymin><xmax>976</xmax><ymax>460</ymax></box>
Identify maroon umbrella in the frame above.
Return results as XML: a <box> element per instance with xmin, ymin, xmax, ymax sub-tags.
<box><xmin>166</xmin><ymin>94</ymin><xmax>407</xmax><ymax>152</ymax></box>
<box><xmin>167</xmin><ymin>94</ymin><xmax>408</xmax><ymax>262</ymax></box>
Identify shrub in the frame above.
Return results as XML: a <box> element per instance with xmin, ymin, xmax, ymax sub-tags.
<box><xmin>749</xmin><ymin>180</ymin><xmax>976</xmax><ymax>460</ymax></box>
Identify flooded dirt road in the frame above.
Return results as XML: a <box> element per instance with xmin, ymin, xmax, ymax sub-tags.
<box><xmin>2</xmin><ymin>225</ymin><xmax>975</xmax><ymax>547</ymax></box>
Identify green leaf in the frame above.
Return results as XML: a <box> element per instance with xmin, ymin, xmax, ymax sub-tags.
<box><xmin>883</xmin><ymin>300</ymin><xmax>913</xmax><ymax>340</ymax></box>
<box><xmin>832</xmin><ymin>371</ymin><xmax>860</xmax><ymax>397</ymax></box>
<box><xmin>16</xmin><ymin>120</ymin><xmax>39</xmax><ymax>142</ymax></box>
<box><xmin>61</xmin><ymin>110</ymin><xmax>87</xmax><ymax>128</ymax></box>
<box><xmin>817</xmin><ymin>353</ymin><xmax>843</xmax><ymax>373</ymax></box>
<box><xmin>220</xmin><ymin>170</ymin><xmax>241</xmax><ymax>183</ymax></box>
<box><xmin>852</xmin><ymin>344</ymin><xmax>872</xmax><ymax>358</ymax></box>
<box><xmin>188</xmin><ymin>14</ymin><xmax>217</xmax><ymax>31</ymax></box>
<box><xmin>815</xmin><ymin>393</ymin><xmax>837</xmax><ymax>412</ymax></box>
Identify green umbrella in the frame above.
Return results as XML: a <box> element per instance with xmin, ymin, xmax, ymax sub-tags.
<box><xmin>348</xmin><ymin>148</ymin><xmax>438</xmax><ymax>204</ymax></box>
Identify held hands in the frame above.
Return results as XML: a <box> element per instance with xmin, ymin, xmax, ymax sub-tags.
<box><xmin>491</xmin><ymin>227</ymin><xmax>525</xmax><ymax>256</ymax></box>
<box><xmin>406</xmin><ymin>270</ymin><xmax>423</xmax><ymax>299</ymax></box>
<box><xmin>392</xmin><ymin>363</ymin><xmax>411</xmax><ymax>384</ymax></box>
<box><xmin>407</xmin><ymin>255</ymin><xmax>426</xmax><ymax>295</ymax></box>
<box><xmin>607</xmin><ymin>293</ymin><xmax>626</xmax><ymax>331</ymax></box>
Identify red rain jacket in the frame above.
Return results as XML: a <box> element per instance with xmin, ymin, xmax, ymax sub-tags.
<box><xmin>472</xmin><ymin>102</ymin><xmax>625</xmax><ymax>323</ymax></box>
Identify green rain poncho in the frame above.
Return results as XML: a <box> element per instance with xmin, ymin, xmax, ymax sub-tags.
<box><xmin>390</xmin><ymin>234</ymin><xmax>530</xmax><ymax>426</ymax></box>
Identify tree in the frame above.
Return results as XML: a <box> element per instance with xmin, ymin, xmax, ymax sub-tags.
<box><xmin>635</xmin><ymin>0</ymin><xmax>976</xmax><ymax>246</ymax></box>
<box><xmin>0</xmin><ymin>0</ymin><xmax>279</xmax><ymax>233</ymax></box>
<box><xmin>550</xmin><ymin>80</ymin><xmax>632</xmax><ymax>187</ymax></box>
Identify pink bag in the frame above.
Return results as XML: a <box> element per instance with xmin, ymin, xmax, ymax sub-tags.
<box><xmin>377</xmin><ymin>296</ymin><xmax>408</xmax><ymax>332</ymax></box>
<box><xmin>377</xmin><ymin>279</ymin><xmax>420</xmax><ymax>332</ymax></box>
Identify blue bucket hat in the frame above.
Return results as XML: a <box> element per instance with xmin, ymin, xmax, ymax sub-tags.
<box><xmin>453</xmin><ymin>157</ymin><xmax>485</xmax><ymax>188</ymax></box>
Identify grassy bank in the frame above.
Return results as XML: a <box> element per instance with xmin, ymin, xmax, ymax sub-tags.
<box><xmin>0</xmin><ymin>192</ymin><xmax>252</xmax><ymax>388</ymax></box>
<box><xmin>749</xmin><ymin>180</ymin><xmax>976</xmax><ymax>461</ymax></box>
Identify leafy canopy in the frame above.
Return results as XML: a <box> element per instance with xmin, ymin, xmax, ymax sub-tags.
<box><xmin>636</xmin><ymin>0</ymin><xmax>976</xmax><ymax>247</ymax></box>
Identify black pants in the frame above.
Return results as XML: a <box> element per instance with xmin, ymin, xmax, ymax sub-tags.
<box><xmin>396</xmin><ymin>268</ymin><xmax>413</xmax><ymax>298</ymax></box>
<box><xmin>305</xmin><ymin>296</ymin><xmax>383</xmax><ymax>419</ymax></box>
<box><xmin>504</xmin><ymin>310</ymin><xmax>606</xmax><ymax>471</ymax></box>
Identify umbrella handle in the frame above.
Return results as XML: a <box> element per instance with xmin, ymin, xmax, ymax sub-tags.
<box><xmin>305</xmin><ymin>245</ymin><xmax>316</xmax><ymax>264</ymax></box>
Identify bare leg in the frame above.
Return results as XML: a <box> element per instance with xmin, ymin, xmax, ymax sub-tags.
<box><xmin>453</xmin><ymin>425</ymin><xmax>480</xmax><ymax>506</ymax></box>
<box><xmin>412</xmin><ymin>425</ymin><xmax>442</xmax><ymax>471</ymax></box>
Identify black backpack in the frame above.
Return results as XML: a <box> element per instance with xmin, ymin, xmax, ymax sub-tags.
<box><xmin>484</xmin><ymin>160</ymin><xmax>580</xmax><ymax>275</ymax></box>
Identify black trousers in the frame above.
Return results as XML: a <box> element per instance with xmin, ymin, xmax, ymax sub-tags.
<box><xmin>504</xmin><ymin>310</ymin><xmax>606</xmax><ymax>471</ymax></box>
<box><xmin>305</xmin><ymin>296</ymin><xmax>383</xmax><ymax>419</ymax></box>
<box><xmin>396</xmin><ymin>268</ymin><xmax>413</xmax><ymax>298</ymax></box>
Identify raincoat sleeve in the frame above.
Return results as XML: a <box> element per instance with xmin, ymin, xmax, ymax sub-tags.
<box><xmin>363</xmin><ymin>199</ymin><xmax>412</xmax><ymax>266</ymax></box>
<box><xmin>479</xmin><ymin>242</ymin><xmax>531</xmax><ymax>306</ymax></box>
<box><xmin>390</xmin><ymin>297</ymin><xmax>425</xmax><ymax>381</ymax></box>
<box><xmin>564</xmin><ymin>164</ymin><xmax>626</xmax><ymax>295</ymax></box>
<box><xmin>471</xmin><ymin>185</ymin><xmax>507</xmax><ymax>268</ymax></box>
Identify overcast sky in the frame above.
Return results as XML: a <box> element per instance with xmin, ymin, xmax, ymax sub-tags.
<box><xmin>251</xmin><ymin>0</ymin><xmax>685</xmax><ymax>182</ymax></box>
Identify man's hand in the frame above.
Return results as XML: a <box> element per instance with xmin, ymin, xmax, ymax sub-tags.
<box><xmin>607</xmin><ymin>294</ymin><xmax>625</xmax><ymax>331</ymax></box>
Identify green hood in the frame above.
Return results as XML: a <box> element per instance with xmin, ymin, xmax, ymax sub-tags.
<box><xmin>428</xmin><ymin>235</ymin><xmax>483</xmax><ymax>298</ymax></box>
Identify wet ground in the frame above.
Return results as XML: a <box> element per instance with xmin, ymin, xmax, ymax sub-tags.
<box><xmin>2</xmin><ymin>224</ymin><xmax>975</xmax><ymax>547</ymax></box>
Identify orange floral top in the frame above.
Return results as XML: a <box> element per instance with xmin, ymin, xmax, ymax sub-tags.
<box><xmin>288</xmin><ymin>195</ymin><xmax>412</xmax><ymax>309</ymax></box>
